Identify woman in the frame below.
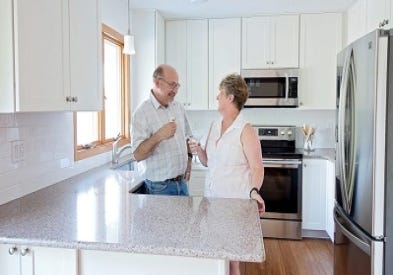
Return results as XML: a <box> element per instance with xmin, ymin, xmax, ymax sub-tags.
<box><xmin>188</xmin><ymin>73</ymin><xmax>264</xmax><ymax>275</ymax></box>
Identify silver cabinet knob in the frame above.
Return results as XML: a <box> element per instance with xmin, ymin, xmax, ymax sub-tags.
<box><xmin>66</xmin><ymin>96</ymin><xmax>72</xmax><ymax>102</ymax></box>
<box><xmin>20</xmin><ymin>247</ymin><xmax>29</xmax><ymax>256</ymax></box>
<box><xmin>72</xmin><ymin>96</ymin><xmax>78</xmax><ymax>103</ymax></box>
<box><xmin>8</xmin><ymin>246</ymin><xmax>17</xmax><ymax>255</ymax></box>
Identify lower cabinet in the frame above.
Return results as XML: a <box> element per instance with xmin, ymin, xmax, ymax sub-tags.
<box><xmin>79</xmin><ymin>249</ymin><xmax>227</xmax><ymax>275</ymax></box>
<box><xmin>188</xmin><ymin>168</ymin><xmax>206</xmax><ymax>196</ymax></box>
<box><xmin>302</xmin><ymin>158</ymin><xmax>335</xmax><ymax>241</ymax></box>
<box><xmin>0</xmin><ymin>244</ymin><xmax>77</xmax><ymax>275</ymax></box>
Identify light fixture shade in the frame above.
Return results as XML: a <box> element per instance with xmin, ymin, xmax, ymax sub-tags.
<box><xmin>123</xmin><ymin>34</ymin><xmax>135</xmax><ymax>55</ymax></box>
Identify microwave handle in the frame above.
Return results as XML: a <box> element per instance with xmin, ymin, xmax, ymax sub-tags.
<box><xmin>285</xmin><ymin>74</ymin><xmax>289</xmax><ymax>99</ymax></box>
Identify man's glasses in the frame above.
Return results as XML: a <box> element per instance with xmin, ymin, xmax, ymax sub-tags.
<box><xmin>158</xmin><ymin>77</ymin><xmax>181</xmax><ymax>89</ymax></box>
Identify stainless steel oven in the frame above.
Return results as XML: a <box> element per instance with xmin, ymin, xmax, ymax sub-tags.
<box><xmin>255</xmin><ymin>125</ymin><xmax>303</xmax><ymax>240</ymax></box>
<box><xmin>242</xmin><ymin>69</ymin><xmax>299</xmax><ymax>108</ymax></box>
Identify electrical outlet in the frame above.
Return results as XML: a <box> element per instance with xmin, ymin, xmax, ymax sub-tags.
<box><xmin>11</xmin><ymin>140</ymin><xmax>25</xmax><ymax>163</ymax></box>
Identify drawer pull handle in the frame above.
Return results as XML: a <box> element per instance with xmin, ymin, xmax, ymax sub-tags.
<box><xmin>8</xmin><ymin>246</ymin><xmax>17</xmax><ymax>255</ymax></box>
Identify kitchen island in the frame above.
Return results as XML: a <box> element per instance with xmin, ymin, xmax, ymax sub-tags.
<box><xmin>0</xmin><ymin>164</ymin><xmax>264</xmax><ymax>275</ymax></box>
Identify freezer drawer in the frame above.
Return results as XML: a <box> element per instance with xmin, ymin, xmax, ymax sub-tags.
<box><xmin>334</xmin><ymin>206</ymin><xmax>383</xmax><ymax>275</ymax></box>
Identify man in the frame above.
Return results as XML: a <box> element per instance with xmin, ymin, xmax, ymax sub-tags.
<box><xmin>131</xmin><ymin>64</ymin><xmax>193</xmax><ymax>196</ymax></box>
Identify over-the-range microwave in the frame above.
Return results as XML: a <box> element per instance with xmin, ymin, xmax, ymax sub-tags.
<box><xmin>241</xmin><ymin>69</ymin><xmax>299</xmax><ymax>108</ymax></box>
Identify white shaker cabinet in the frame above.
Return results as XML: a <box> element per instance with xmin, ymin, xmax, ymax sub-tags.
<box><xmin>302</xmin><ymin>159</ymin><xmax>327</xmax><ymax>232</ymax></box>
<box><xmin>0</xmin><ymin>244</ymin><xmax>77</xmax><ymax>275</ymax></box>
<box><xmin>80</xmin><ymin>249</ymin><xmax>227</xmax><ymax>275</ymax></box>
<box><xmin>242</xmin><ymin>15</ymin><xmax>299</xmax><ymax>69</ymax></box>
<box><xmin>166</xmin><ymin>19</ymin><xmax>208</xmax><ymax>110</ymax></box>
<box><xmin>365</xmin><ymin>0</ymin><xmax>390</xmax><ymax>32</ymax></box>
<box><xmin>208</xmin><ymin>18</ymin><xmax>241</xmax><ymax>110</ymax></box>
<box><xmin>0</xmin><ymin>0</ymin><xmax>102</xmax><ymax>112</ymax></box>
<box><xmin>188</xmin><ymin>167</ymin><xmax>206</xmax><ymax>196</ymax></box>
<box><xmin>325</xmin><ymin>159</ymin><xmax>335</xmax><ymax>241</ymax></box>
<box><xmin>298</xmin><ymin>13</ymin><xmax>342</xmax><ymax>109</ymax></box>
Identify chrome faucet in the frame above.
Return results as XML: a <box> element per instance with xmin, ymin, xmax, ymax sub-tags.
<box><xmin>112</xmin><ymin>134</ymin><xmax>132</xmax><ymax>164</ymax></box>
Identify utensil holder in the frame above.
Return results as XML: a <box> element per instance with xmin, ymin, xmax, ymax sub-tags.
<box><xmin>304</xmin><ymin>136</ymin><xmax>314</xmax><ymax>152</ymax></box>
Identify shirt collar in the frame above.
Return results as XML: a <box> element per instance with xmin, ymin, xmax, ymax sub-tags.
<box><xmin>149</xmin><ymin>90</ymin><xmax>167</xmax><ymax>109</ymax></box>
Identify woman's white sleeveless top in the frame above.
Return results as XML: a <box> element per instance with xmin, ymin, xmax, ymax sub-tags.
<box><xmin>204</xmin><ymin>114</ymin><xmax>252</xmax><ymax>199</ymax></box>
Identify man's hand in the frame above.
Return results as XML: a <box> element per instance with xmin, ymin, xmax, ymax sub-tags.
<box><xmin>157</xmin><ymin>121</ymin><xmax>177</xmax><ymax>140</ymax></box>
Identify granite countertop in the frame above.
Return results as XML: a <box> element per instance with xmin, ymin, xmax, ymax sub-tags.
<box><xmin>0</xmin><ymin>164</ymin><xmax>264</xmax><ymax>262</ymax></box>
<box><xmin>300</xmin><ymin>148</ymin><xmax>336</xmax><ymax>161</ymax></box>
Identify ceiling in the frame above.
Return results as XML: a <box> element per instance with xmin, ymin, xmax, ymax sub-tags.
<box><xmin>131</xmin><ymin>0</ymin><xmax>356</xmax><ymax>19</ymax></box>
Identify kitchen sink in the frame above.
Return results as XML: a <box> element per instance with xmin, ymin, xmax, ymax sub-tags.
<box><xmin>111</xmin><ymin>159</ymin><xmax>135</xmax><ymax>171</ymax></box>
<box><xmin>129</xmin><ymin>182</ymin><xmax>147</xmax><ymax>194</ymax></box>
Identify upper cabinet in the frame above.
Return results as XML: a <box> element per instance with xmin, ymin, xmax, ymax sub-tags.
<box><xmin>242</xmin><ymin>15</ymin><xmax>299</xmax><ymax>69</ymax></box>
<box><xmin>166</xmin><ymin>19</ymin><xmax>208</xmax><ymax>110</ymax></box>
<box><xmin>298</xmin><ymin>13</ymin><xmax>343</xmax><ymax>109</ymax></box>
<box><xmin>132</xmin><ymin>10</ymin><xmax>165</xmax><ymax>111</ymax></box>
<box><xmin>208</xmin><ymin>18</ymin><xmax>241</xmax><ymax>110</ymax></box>
<box><xmin>366</xmin><ymin>0</ymin><xmax>390</xmax><ymax>32</ymax></box>
<box><xmin>0</xmin><ymin>0</ymin><xmax>102</xmax><ymax>113</ymax></box>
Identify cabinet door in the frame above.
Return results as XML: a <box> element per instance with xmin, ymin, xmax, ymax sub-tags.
<box><xmin>15</xmin><ymin>0</ymin><xmax>68</xmax><ymax>112</ymax></box>
<box><xmin>299</xmin><ymin>13</ymin><xmax>342</xmax><ymax>109</ymax></box>
<box><xmin>32</xmin><ymin>246</ymin><xmax>77</xmax><ymax>275</ymax></box>
<box><xmin>0</xmin><ymin>245</ymin><xmax>77</xmax><ymax>275</ymax></box>
<box><xmin>186</xmin><ymin>20</ymin><xmax>208</xmax><ymax>110</ymax></box>
<box><xmin>302</xmin><ymin>159</ymin><xmax>327</xmax><ymax>231</ymax></box>
<box><xmin>0</xmin><ymin>0</ymin><xmax>15</xmax><ymax>113</ymax></box>
<box><xmin>166</xmin><ymin>19</ymin><xmax>208</xmax><ymax>110</ymax></box>
<box><xmin>270</xmin><ymin>15</ymin><xmax>299</xmax><ymax>68</ymax></box>
<box><xmin>166</xmin><ymin>20</ymin><xmax>188</xmax><ymax>106</ymax></box>
<box><xmin>366</xmin><ymin>0</ymin><xmax>389</xmax><ymax>32</ymax></box>
<box><xmin>208</xmin><ymin>18</ymin><xmax>241</xmax><ymax>110</ymax></box>
<box><xmin>241</xmin><ymin>17</ymin><xmax>270</xmax><ymax>69</ymax></box>
<box><xmin>346</xmin><ymin>0</ymin><xmax>367</xmax><ymax>45</ymax></box>
<box><xmin>69</xmin><ymin>0</ymin><xmax>102</xmax><ymax>111</ymax></box>
<box><xmin>0</xmin><ymin>244</ymin><xmax>19</xmax><ymax>275</ymax></box>
<box><xmin>325</xmin><ymin>160</ymin><xmax>335</xmax><ymax>241</ymax></box>
<box><xmin>188</xmin><ymin>169</ymin><xmax>206</xmax><ymax>196</ymax></box>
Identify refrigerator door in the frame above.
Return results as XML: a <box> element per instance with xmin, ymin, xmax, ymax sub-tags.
<box><xmin>334</xmin><ymin>205</ymin><xmax>384</xmax><ymax>275</ymax></box>
<box><xmin>336</xmin><ymin>30</ymin><xmax>387</xmax><ymax>238</ymax></box>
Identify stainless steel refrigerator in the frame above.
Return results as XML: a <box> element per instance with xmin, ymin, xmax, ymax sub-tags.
<box><xmin>335</xmin><ymin>29</ymin><xmax>393</xmax><ymax>275</ymax></box>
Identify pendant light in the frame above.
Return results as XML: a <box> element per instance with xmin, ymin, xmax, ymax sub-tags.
<box><xmin>123</xmin><ymin>0</ymin><xmax>135</xmax><ymax>55</ymax></box>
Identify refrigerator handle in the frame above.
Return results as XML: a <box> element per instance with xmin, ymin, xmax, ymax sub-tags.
<box><xmin>337</xmin><ymin>50</ymin><xmax>350</xmax><ymax>211</ymax></box>
<box><xmin>334</xmin><ymin>208</ymin><xmax>371</xmax><ymax>255</ymax></box>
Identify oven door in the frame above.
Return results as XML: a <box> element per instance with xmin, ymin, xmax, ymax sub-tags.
<box><xmin>261</xmin><ymin>159</ymin><xmax>302</xmax><ymax>220</ymax></box>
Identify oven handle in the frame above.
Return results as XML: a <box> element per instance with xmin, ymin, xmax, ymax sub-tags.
<box><xmin>285</xmin><ymin>74</ymin><xmax>289</xmax><ymax>99</ymax></box>
<box><xmin>263</xmin><ymin>160</ymin><xmax>302</xmax><ymax>168</ymax></box>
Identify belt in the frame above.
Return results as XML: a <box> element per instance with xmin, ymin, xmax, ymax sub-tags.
<box><xmin>164</xmin><ymin>175</ymin><xmax>183</xmax><ymax>182</ymax></box>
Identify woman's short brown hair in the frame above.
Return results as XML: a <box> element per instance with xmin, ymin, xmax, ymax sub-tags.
<box><xmin>219</xmin><ymin>73</ymin><xmax>249</xmax><ymax>110</ymax></box>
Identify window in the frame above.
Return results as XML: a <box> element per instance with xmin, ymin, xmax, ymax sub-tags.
<box><xmin>74</xmin><ymin>24</ymin><xmax>130</xmax><ymax>161</ymax></box>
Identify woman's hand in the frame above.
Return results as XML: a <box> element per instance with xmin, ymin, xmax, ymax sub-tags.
<box><xmin>251</xmin><ymin>191</ymin><xmax>265</xmax><ymax>216</ymax></box>
<box><xmin>187</xmin><ymin>138</ymin><xmax>200</xmax><ymax>154</ymax></box>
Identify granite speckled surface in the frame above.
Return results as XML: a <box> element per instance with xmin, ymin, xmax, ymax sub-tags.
<box><xmin>0</xmin><ymin>164</ymin><xmax>264</xmax><ymax>262</ymax></box>
<box><xmin>300</xmin><ymin>148</ymin><xmax>335</xmax><ymax>161</ymax></box>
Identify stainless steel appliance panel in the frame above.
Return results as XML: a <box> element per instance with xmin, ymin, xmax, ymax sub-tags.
<box><xmin>335</xmin><ymin>28</ymin><xmax>393</xmax><ymax>275</ymax></box>
<box><xmin>336</xmin><ymin>30</ymin><xmax>386</xmax><ymax>237</ymax></box>
<box><xmin>242</xmin><ymin>69</ymin><xmax>299</xmax><ymax>107</ymax></box>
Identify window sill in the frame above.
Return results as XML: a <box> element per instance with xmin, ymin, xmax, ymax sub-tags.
<box><xmin>75</xmin><ymin>138</ymin><xmax>130</xmax><ymax>161</ymax></box>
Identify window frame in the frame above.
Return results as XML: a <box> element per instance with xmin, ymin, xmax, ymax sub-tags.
<box><xmin>74</xmin><ymin>24</ymin><xmax>130</xmax><ymax>161</ymax></box>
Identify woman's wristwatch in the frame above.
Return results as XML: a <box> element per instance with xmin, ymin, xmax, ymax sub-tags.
<box><xmin>249</xmin><ymin>187</ymin><xmax>259</xmax><ymax>198</ymax></box>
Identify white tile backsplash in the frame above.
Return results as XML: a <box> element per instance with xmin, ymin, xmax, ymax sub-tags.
<box><xmin>187</xmin><ymin>108</ymin><xmax>336</xmax><ymax>149</ymax></box>
<box><xmin>0</xmin><ymin>108</ymin><xmax>336</xmax><ymax>205</ymax></box>
<box><xmin>0</xmin><ymin>112</ymin><xmax>111</xmax><ymax>205</ymax></box>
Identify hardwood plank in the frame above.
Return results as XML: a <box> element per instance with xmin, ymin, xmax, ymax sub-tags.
<box><xmin>240</xmin><ymin>238</ymin><xmax>333</xmax><ymax>275</ymax></box>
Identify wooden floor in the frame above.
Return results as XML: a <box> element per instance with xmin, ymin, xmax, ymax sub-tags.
<box><xmin>240</xmin><ymin>238</ymin><xmax>334</xmax><ymax>275</ymax></box>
